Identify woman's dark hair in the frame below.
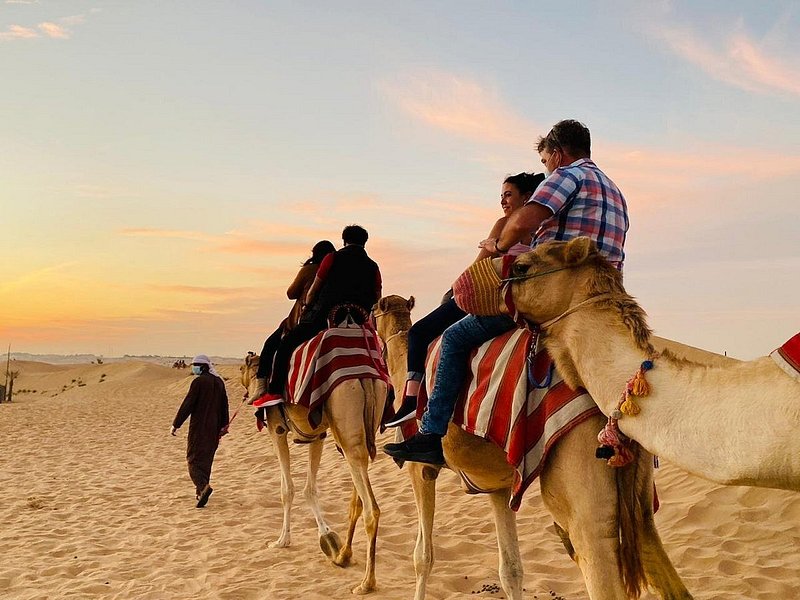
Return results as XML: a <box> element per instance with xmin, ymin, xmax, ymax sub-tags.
<box><xmin>304</xmin><ymin>240</ymin><xmax>336</xmax><ymax>266</ymax></box>
<box><xmin>504</xmin><ymin>172</ymin><xmax>546</xmax><ymax>196</ymax></box>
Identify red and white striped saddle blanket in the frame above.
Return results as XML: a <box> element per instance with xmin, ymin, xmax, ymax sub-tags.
<box><xmin>287</xmin><ymin>326</ymin><xmax>389</xmax><ymax>427</ymax></box>
<box><xmin>771</xmin><ymin>332</ymin><xmax>800</xmax><ymax>381</ymax></box>
<box><xmin>403</xmin><ymin>328</ymin><xmax>599</xmax><ymax>511</ymax></box>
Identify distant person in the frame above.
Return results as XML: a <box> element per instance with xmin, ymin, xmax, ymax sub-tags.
<box><xmin>255</xmin><ymin>225</ymin><xmax>382</xmax><ymax>405</ymax></box>
<box><xmin>171</xmin><ymin>354</ymin><xmax>229</xmax><ymax>508</ymax></box>
<box><xmin>253</xmin><ymin>240</ymin><xmax>336</xmax><ymax>392</ymax></box>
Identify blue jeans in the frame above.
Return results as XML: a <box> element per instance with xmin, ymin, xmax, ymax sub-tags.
<box><xmin>407</xmin><ymin>298</ymin><xmax>466</xmax><ymax>378</ymax></box>
<box><xmin>420</xmin><ymin>314</ymin><xmax>516</xmax><ymax>436</ymax></box>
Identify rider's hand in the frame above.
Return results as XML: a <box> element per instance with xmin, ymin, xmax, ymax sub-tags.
<box><xmin>478</xmin><ymin>237</ymin><xmax>498</xmax><ymax>252</ymax></box>
<box><xmin>219</xmin><ymin>425</ymin><xmax>229</xmax><ymax>438</ymax></box>
<box><xmin>170</xmin><ymin>426</ymin><xmax>177</xmax><ymax>436</ymax></box>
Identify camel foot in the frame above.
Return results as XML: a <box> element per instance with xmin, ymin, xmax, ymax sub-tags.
<box><xmin>333</xmin><ymin>546</ymin><xmax>353</xmax><ymax>568</ymax></box>
<box><xmin>319</xmin><ymin>531</ymin><xmax>342</xmax><ymax>561</ymax></box>
<box><xmin>268</xmin><ymin>537</ymin><xmax>290</xmax><ymax>549</ymax></box>
<box><xmin>351</xmin><ymin>580</ymin><xmax>376</xmax><ymax>595</ymax></box>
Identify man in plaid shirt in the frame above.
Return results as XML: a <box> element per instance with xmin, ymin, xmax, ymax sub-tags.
<box><xmin>384</xmin><ymin>119</ymin><xmax>629</xmax><ymax>466</ymax></box>
<box><xmin>485</xmin><ymin>119</ymin><xmax>628</xmax><ymax>268</ymax></box>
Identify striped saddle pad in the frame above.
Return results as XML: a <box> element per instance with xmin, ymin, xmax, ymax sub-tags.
<box><xmin>287</xmin><ymin>326</ymin><xmax>389</xmax><ymax>428</ymax></box>
<box><xmin>404</xmin><ymin>327</ymin><xmax>599</xmax><ymax>511</ymax></box>
<box><xmin>771</xmin><ymin>332</ymin><xmax>800</xmax><ymax>381</ymax></box>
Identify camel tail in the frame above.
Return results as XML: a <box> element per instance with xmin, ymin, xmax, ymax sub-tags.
<box><xmin>616</xmin><ymin>441</ymin><xmax>647</xmax><ymax>599</ymax></box>
<box><xmin>362</xmin><ymin>379</ymin><xmax>378</xmax><ymax>461</ymax></box>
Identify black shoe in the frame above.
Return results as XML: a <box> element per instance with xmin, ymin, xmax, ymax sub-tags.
<box><xmin>196</xmin><ymin>485</ymin><xmax>213</xmax><ymax>508</ymax></box>
<box><xmin>383</xmin><ymin>432</ymin><xmax>444</xmax><ymax>466</ymax></box>
<box><xmin>384</xmin><ymin>396</ymin><xmax>418</xmax><ymax>428</ymax></box>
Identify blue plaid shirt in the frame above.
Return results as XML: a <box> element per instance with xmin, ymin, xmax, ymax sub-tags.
<box><xmin>526</xmin><ymin>158</ymin><xmax>628</xmax><ymax>268</ymax></box>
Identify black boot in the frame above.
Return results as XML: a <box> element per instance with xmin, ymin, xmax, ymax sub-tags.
<box><xmin>384</xmin><ymin>395</ymin><xmax>418</xmax><ymax>427</ymax></box>
<box><xmin>383</xmin><ymin>432</ymin><xmax>444</xmax><ymax>466</ymax></box>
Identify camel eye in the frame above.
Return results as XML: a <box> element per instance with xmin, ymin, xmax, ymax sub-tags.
<box><xmin>512</xmin><ymin>262</ymin><xmax>530</xmax><ymax>276</ymax></box>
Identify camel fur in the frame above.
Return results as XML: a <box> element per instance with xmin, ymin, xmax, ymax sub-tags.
<box><xmin>501</xmin><ymin>237</ymin><xmax>800</xmax><ymax>491</ymax></box>
<box><xmin>375</xmin><ymin>295</ymin><xmax>691</xmax><ymax>600</ymax></box>
<box><xmin>241</xmin><ymin>354</ymin><xmax>387</xmax><ymax>595</ymax></box>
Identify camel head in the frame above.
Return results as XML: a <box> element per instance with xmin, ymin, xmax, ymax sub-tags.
<box><xmin>240</xmin><ymin>351</ymin><xmax>261</xmax><ymax>394</ymax></box>
<box><xmin>501</xmin><ymin>237</ymin><xmax>626</xmax><ymax>323</ymax></box>
<box><xmin>374</xmin><ymin>295</ymin><xmax>414</xmax><ymax>342</ymax></box>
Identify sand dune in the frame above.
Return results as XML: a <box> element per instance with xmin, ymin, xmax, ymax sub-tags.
<box><xmin>0</xmin><ymin>360</ymin><xmax>798</xmax><ymax>599</ymax></box>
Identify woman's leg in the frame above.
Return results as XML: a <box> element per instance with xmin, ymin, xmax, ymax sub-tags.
<box><xmin>420</xmin><ymin>314</ymin><xmax>515</xmax><ymax>436</ymax></box>
<box><xmin>267</xmin><ymin>321</ymin><xmax>324</xmax><ymax>395</ymax></box>
<box><xmin>386</xmin><ymin>299</ymin><xmax>467</xmax><ymax>427</ymax></box>
<box><xmin>256</xmin><ymin>324</ymin><xmax>285</xmax><ymax>380</ymax></box>
<box><xmin>406</xmin><ymin>298</ymin><xmax>466</xmax><ymax>377</ymax></box>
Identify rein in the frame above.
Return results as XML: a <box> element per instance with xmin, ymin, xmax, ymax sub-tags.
<box><xmin>538</xmin><ymin>293</ymin><xmax>619</xmax><ymax>329</ymax></box>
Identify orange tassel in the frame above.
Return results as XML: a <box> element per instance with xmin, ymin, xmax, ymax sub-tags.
<box><xmin>620</xmin><ymin>395</ymin><xmax>641</xmax><ymax>416</ymax></box>
<box><xmin>630</xmin><ymin>370</ymin><xmax>650</xmax><ymax>396</ymax></box>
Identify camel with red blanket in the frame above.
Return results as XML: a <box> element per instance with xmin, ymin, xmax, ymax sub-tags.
<box><xmin>241</xmin><ymin>325</ymin><xmax>388</xmax><ymax>595</ymax></box>
<box><xmin>492</xmin><ymin>237</ymin><xmax>800</xmax><ymax>491</ymax></box>
<box><xmin>375</xmin><ymin>295</ymin><xmax>691</xmax><ymax>600</ymax></box>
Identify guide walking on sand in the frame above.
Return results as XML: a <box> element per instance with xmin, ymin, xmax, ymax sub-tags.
<box><xmin>170</xmin><ymin>354</ymin><xmax>229</xmax><ymax>508</ymax></box>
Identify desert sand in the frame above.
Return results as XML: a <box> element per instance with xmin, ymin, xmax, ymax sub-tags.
<box><xmin>1</xmin><ymin>359</ymin><xmax>798</xmax><ymax>599</ymax></box>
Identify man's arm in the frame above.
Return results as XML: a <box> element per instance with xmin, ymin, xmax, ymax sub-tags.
<box><xmin>173</xmin><ymin>377</ymin><xmax>201</xmax><ymax>430</ymax></box>
<box><xmin>474</xmin><ymin>216</ymin><xmax>508</xmax><ymax>263</ymax></box>
<box><xmin>303</xmin><ymin>253</ymin><xmax>334</xmax><ymax>307</ymax></box>
<box><xmin>482</xmin><ymin>203</ymin><xmax>552</xmax><ymax>254</ymax></box>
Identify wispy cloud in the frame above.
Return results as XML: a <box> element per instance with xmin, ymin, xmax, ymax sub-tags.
<box><xmin>0</xmin><ymin>24</ymin><xmax>38</xmax><ymax>39</ymax></box>
<box><xmin>1</xmin><ymin>12</ymin><xmax>88</xmax><ymax>42</ymax></box>
<box><xmin>379</xmin><ymin>70</ymin><xmax>540</xmax><ymax>147</ymax></box>
<box><xmin>38</xmin><ymin>22</ymin><xmax>69</xmax><ymax>39</ymax></box>
<box><xmin>121</xmin><ymin>228</ymin><xmax>216</xmax><ymax>242</ymax></box>
<box><xmin>649</xmin><ymin>18</ymin><xmax>800</xmax><ymax>98</ymax></box>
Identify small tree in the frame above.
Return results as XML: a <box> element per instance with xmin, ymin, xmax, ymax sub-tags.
<box><xmin>6</xmin><ymin>370</ymin><xmax>19</xmax><ymax>402</ymax></box>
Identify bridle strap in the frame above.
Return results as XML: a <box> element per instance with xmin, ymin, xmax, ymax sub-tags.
<box><xmin>539</xmin><ymin>293</ymin><xmax>618</xmax><ymax>329</ymax></box>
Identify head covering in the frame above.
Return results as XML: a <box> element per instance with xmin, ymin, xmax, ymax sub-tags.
<box><xmin>192</xmin><ymin>354</ymin><xmax>221</xmax><ymax>378</ymax></box>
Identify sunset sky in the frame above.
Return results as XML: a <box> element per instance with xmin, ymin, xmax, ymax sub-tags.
<box><xmin>2</xmin><ymin>0</ymin><xmax>799</xmax><ymax>359</ymax></box>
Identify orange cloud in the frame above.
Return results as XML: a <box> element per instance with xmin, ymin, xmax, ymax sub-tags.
<box><xmin>379</xmin><ymin>70</ymin><xmax>540</xmax><ymax>147</ymax></box>
<box><xmin>0</xmin><ymin>24</ymin><xmax>38</xmax><ymax>40</ymax></box>
<box><xmin>38</xmin><ymin>22</ymin><xmax>69</xmax><ymax>39</ymax></box>
<box><xmin>121</xmin><ymin>228</ymin><xmax>215</xmax><ymax>242</ymax></box>
<box><xmin>651</xmin><ymin>23</ymin><xmax>800</xmax><ymax>98</ymax></box>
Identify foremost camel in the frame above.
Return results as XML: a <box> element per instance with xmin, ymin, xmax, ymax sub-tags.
<box><xmin>241</xmin><ymin>354</ymin><xmax>387</xmax><ymax>595</ymax></box>
<box><xmin>497</xmin><ymin>237</ymin><xmax>800</xmax><ymax>491</ymax></box>
<box><xmin>375</xmin><ymin>295</ymin><xmax>691</xmax><ymax>600</ymax></box>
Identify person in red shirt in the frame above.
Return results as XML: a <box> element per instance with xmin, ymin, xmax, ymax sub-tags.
<box><xmin>254</xmin><ymin>225</ymin><xmax>382</xmax><ymax>405</ymax></box>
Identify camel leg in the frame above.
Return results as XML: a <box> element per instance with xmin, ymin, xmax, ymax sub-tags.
<box><xmin>327</xmin><ymin>381</ymin><xmax>381</xmax><ymax>595</ymax></box>
<box><xmin>266</xmin><ymin>408</ymin><xmax>294</xmax><ymax>549</ymax></box>
<box><xmin>333</xmin><ymin>486</ymin><xmax>362</xmax><ymax>568</ymax></box>
<box><xmin>487</xmin><ymin>489</ymin><xmax>523</xmax><ymax>600</ymax></box>
<box><xmin>304</xmin><ymin>436</ymin><xmax>343</xmax><ymax>562</ymax></box>
<box><xmin>407</xmin><ymin>462</ymin><xmax>438</xmax><ymax>600</ymax></box>
<box><xmin>540</xmin><ymin>419</ymin><xmax>628</xmax><ymax>600</ymax></box>
<box><xmin>635</xmin><ymin>455</ymin><xmax>694</xmax><ymax>599</ymax></box>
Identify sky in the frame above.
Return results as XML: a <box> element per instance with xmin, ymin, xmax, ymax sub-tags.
<box><xmin>1</xmin><ymin>0</ymin><xmax>799</xmax><ymax>360</ymax></box>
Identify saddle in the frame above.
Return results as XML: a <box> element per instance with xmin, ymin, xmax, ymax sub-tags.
<box><xmin>285</xmin><ymin>321</ymin><xmax>389</xmax><ymax>428</ymax></box>
<box><xmin>771</xmin><ymin>332</ymin><xmax>800</xmax><ymax>382</ymax></box>
<box><xmin>401</xmin><ymin>328</ymin><xmax>598</xmax><ymax>510</ymax></box>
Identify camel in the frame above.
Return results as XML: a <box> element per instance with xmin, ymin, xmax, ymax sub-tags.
<box><xmin>375</xmin><ymin>295</ymin><xmax>692</xmax><ymax>600</ymax></box>
<box><xmin>240</xmin><ymin>352</ymin><xmax>387</xmax><ymax>595</ymax></box>
<box><xmin>496</xmin><ymin>237</ymin><xmax>800</xmax><ymax>492</ymax></box>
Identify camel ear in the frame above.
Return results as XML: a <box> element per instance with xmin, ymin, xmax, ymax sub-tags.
<box><xmin>564</xmin><ymin>237</ymin><xmax>595</xmax><ymax>265</ymax></box>
<box><xmin>407</xmin><ymin>296</ymin><xmax>415</xmax><ymax>311</ymax></box>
